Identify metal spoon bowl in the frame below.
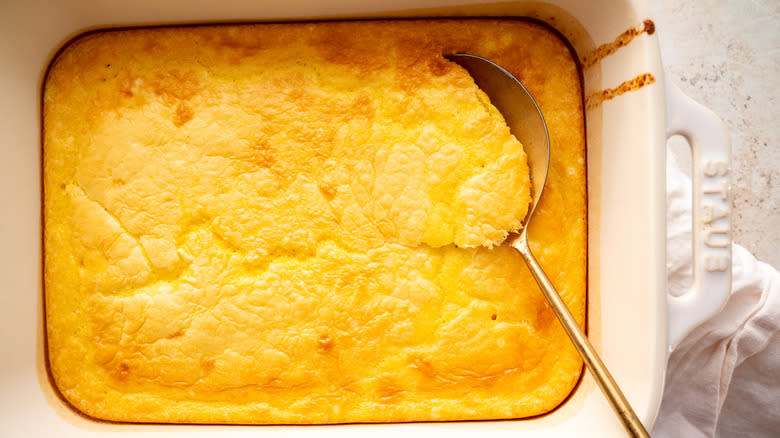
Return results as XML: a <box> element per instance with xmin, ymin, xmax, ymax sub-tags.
<box><xmin>447</xmin><ymin>53</ymin><xmax>649</xmax><ymax>438</ymax></box>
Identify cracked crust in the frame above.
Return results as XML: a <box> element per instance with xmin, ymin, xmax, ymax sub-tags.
<box><xmin>43</xmin><ymin>20</ymin><xmax>586</xmax><ymax>424</ymax></box>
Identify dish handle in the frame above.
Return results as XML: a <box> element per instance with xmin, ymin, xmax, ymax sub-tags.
<box><xmin>665</xmin><ymin>80</ymin><xmax>732</xmax><ymax>350</ymax></box>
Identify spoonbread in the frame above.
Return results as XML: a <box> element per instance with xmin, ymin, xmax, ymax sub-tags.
<box><xmin>43</xmin><ymin>19</ymin><xmax>586</xmax><ymax>424</ymax></box>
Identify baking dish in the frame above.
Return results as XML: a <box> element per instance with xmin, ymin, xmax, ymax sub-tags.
<box><xmin>0</xmin><ymin>0</ymin><xmax>732</xmax><ymax>436</ymax></box>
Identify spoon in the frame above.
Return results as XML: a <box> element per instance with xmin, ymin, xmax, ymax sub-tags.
<box><xmin>447</xmin><ymin>54</ymin><xmax>650</xmax><ymax>438</ymax></box>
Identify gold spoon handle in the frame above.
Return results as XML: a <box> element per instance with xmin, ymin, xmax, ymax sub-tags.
<box><xmin>513</xmin><ymin>235</ymin><xmax>650</xmax><ymax>438</ymax></box>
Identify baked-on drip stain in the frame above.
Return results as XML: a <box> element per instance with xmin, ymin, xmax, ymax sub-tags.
<box><xmin>581</xmin><ymin>19</ymin><xmax>656</xmax><ymax>69</ymax></box>
<box><xmin>585</xmin><ymin>73</ymin><xmax>656</xmax><ymax>110</ymax></box>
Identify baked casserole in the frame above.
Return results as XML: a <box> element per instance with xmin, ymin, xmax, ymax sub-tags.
<box><xmin>43</xmin><ymin>19</ymin><xmax>586</xmax><ymax>423</ymax></box>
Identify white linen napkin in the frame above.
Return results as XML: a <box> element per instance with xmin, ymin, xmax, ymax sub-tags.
<box><xmin>652</xmin><ymin>150</ymin><xmax>780</xmax><ymax>437</ymax></box>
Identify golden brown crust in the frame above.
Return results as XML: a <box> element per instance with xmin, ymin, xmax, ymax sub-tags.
<box><xmin>43</xmin><ymin>19</ymin><xmax>585</xmax><ymax>424</ymax></box>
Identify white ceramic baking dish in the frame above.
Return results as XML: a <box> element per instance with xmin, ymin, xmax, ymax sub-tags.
<box><xmin>0</xmin><ymin>0</ymin><xmax>732</xmax><ymax>436</ymax></box>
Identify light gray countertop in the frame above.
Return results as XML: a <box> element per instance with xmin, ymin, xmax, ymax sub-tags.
<box><xmin>649</xmin><ymin>0</ymin><xmax>779</xmax><ymax>268</ymax></box>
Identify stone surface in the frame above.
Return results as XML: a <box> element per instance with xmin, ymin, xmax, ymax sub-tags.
<box><xmin>650</xmin><ymin>0</ymin><xmax>779</xmax><ymax>268</ymax></box>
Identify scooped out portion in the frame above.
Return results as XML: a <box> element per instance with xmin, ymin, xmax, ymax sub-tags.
<box><xmin>43</xmin><ymin>20</ymin><xmax>585</xmax><ymax>424</ymax></box>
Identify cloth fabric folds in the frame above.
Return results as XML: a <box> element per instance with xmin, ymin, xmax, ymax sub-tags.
<box><xmin>653</xmin><ymin>150</ymin><xmax>780</xmax><ymax>437</ymax></box>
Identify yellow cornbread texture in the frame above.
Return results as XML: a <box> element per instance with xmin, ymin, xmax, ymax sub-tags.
<box><xmin>43</xmin><ymin>20</ymin><xmax>586</xmax><ymax>424</ymax></box>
